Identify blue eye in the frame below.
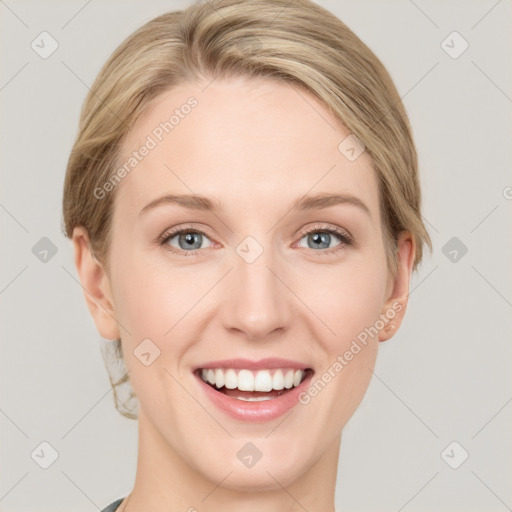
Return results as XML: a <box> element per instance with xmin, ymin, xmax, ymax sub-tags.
<box><xmin>297</xmin><ymin>226</ymin><xmax>351</xmax><ymax>252</ymax></box>
<box><xmin>302</xmin><ymin>232</ymin><xmax>332</xmax><ymax>249</ymax></box>
<box><xmin>159</xmin><ymin>229</ymin><xmax>212</xmax><ymax>256</ymax></box>
<box><xmin>158</xmin><ymin>223</ymin><xmax>353</xmax><ymax>257</ymax></box>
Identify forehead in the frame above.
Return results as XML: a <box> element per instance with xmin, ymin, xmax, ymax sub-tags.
<box><xmin>114</xmin><ymin>76</ymin><xmax>380</xmax><ymax>222</ymax></box>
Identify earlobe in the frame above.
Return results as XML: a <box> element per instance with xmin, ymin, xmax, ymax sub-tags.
<box><xmin>378</xmin><ymin>231</ymin><xmax>416</xmax><ymax>342</ymax></box>
<box><xmin>71</xmin><ymin>226</ymin><xmax>120</xmax><ymax>340</ymax></box>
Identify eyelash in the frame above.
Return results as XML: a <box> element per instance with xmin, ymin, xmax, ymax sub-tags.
<box><xmin>157</xmin><ymin>223</ymin><xmax>353</xmax><ymax>257</ymax></box>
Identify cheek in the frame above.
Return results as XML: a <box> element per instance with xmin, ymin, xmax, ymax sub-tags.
<box><xmin>109</xmin><ymin>253</ymin><xmax>194</xmax><ymax>409</ymax></box>
<box><xmin>335</xmin><ymin>272</ymin><xmax>386</xmax><ymax>338</ymax></box>
<box><xmin>304</xmin><ymin>251</ymin><xmax>388</xmax><ymax>350</ymax></box>
<box><xmin>109</xmin><ymin>247</ymin><xmax>215</xmax><ymax>375</ymax></box>
<box><xmin>296</xmin><ymin>265</ymin><xmax>386</xmax><ymax>434</ymax></box>
<box><xmin>107</xmin><ymin>242</ymin><xmax>177</xmax><ymax>348</ymax></box>
<box><xmin>315</xmin><ymin>253</ymin><xmax>388</xmax><ymax>403</ymax></box>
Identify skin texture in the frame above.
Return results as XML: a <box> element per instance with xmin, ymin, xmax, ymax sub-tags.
<box><xmin>72</xmin><ymin>76</ymin><xmax>415</xmax><ymax>512</ymax></box>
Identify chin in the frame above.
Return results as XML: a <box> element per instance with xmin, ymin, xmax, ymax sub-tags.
<box><xmin>202</xmin><ymin>462</ymin><xmax>308</xmax><ymax>492</ymax></box>
<box><xmin>189</xmin><ymin>436</ymin><xmax>316</xmax><ymax>492</ymax></box>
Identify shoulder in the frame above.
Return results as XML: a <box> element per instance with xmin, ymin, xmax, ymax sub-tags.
<box><xmin>101</xmin><ymin>498</ymin><xmax>125</xmax><ymax>512</ymax></box>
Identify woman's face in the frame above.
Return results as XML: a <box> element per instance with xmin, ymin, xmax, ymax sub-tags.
<box><xmin>78</xmin><ymin>76</ymin><xmax>413</xmax><ymax>491</ymax></box>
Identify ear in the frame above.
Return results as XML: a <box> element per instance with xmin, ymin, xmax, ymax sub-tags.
<box><xmin>378</xmin><ymin>231</ymin><xmax>416</xmax><ymax>342</ymax></box>
<box><xmin>71</xmin><ymin>226</ymin><xmax>120</xmax><ymax>340</ymax></box>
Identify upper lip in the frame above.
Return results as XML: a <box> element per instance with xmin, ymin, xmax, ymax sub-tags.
<box><xmin>193</xmin><ymin>358</ymin><xmax>313</xmax><ymax>371</ymax></box>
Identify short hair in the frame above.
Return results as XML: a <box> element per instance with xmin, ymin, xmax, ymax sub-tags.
<box><xmin>62</xmin><ymin>0</ymin><xmax>432</xmax><ymax>419</ymax></box>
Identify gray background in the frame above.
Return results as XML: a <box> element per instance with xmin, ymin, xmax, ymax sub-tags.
<box><xmin>1</xmin><ymin>1</ymin><xmax>511</xmax><ymax>511</ymax></box>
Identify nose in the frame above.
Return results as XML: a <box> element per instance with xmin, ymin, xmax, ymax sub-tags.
<box><xmin>220</xmin><ymin>246</ymin><xmax>292</xmax><ymax>342</ymax></box>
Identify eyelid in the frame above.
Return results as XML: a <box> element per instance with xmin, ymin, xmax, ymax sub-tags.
<box><xmin>157</xmin><ymin>222</ymin><xmax>354</xmax><ymax>256</ymax></box>
<box><xmin>298</xmin><ymin>223</ymin><xmax>353</xmax><ymax>244</ymax></box>
<box><xmin>157</xmin><ymin>224</ymin><xmax>215</xmax><ymax>250</ymax></box>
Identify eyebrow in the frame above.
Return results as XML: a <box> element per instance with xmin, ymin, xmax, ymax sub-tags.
<box><xmin>138</xmin><ymin>192</ymin><xmax>371</xmax><ymax>218</ymax></box>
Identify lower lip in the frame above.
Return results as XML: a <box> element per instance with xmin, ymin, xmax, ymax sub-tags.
<box><xmin>195</xmin><ymin>371</ymin><xmax>314</xmax><ymax>423</ymax></box>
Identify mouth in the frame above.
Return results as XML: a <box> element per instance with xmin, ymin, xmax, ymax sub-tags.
<box><xmin>192</xmin><ymin>359</ymin><xmax>315</xmax><ymax>422</ymax></box>
<box><xmin>194</xmin><ymin>367</ymin><xmax>314</xmax><ymax>401</ymax></box>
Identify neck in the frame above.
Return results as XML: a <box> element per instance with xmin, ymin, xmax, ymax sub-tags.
<box><xmin>121</xmin><ymin>409</ymin><xmax>341</xmax><ymax>512</ymax></box>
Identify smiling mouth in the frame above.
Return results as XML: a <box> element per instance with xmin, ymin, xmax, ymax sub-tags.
<box><xmin>194</xmin><ymin>367</ymin><xmax>315</xmax><ymax>401</ymax></box>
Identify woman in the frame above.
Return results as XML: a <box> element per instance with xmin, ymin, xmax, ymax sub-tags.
<box><xmin>62</xmin><ymin>0</ymin><xmax>432</xmax><ymax>510</ymax></box>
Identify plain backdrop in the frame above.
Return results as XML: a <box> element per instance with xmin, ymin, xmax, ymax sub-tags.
<box><xmin>1</xmin><ymin>1</ymin><xmax>511</xmax><ymax>511</ymax></box>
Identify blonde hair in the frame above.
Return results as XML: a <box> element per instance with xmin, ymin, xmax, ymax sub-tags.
<box><xmin>62</xmin><ymin>0</ymin><xmax>432</xmax><ymax>419</ymax></box>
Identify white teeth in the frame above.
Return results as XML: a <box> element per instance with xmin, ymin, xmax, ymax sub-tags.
<box><xmin>284</xmin><ymin>369</ymin><xmax>294</xmax><ymax>389</ymax></box>
<box><xmin>214</xmin><ymin>368</ymin><xmax>224</xmax><ymax>389</ymax></box>
<box><xmin>238</xmin><ymin>369</ymin><xmax>254</xmax><ymax>391</ymax></box>
<box><xmin>254</xmin><ymin>370</ymin><xmax>273</xmax><ymax>392</ymax></box>
<box><xmin>224</xmin><ymin>369</ymin><xmax>237</xmax><ymax>389</ymax></box>
<box><xmin>199</xmin><ymin>367</ymin><xmax>307</xmax><ymax>392</ymax></box>
<box><xmin>272</xmin><ymin>369</ymin><xmax>285</xmax><ymax>390</ymax></box>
